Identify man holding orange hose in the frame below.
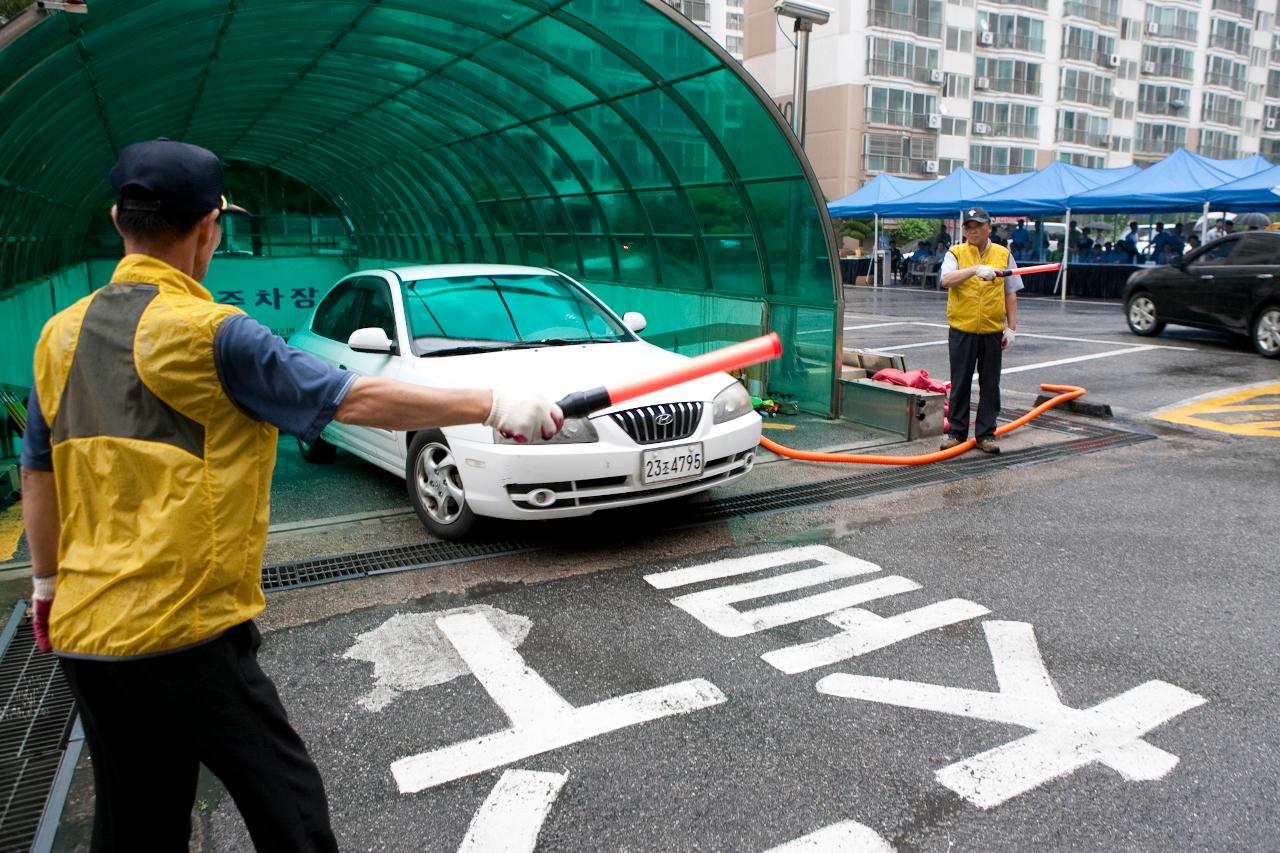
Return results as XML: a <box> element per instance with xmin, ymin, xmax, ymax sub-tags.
<box><xmin>937</xmin><ymin>207</ymin><xmax>1022</xmax><ymax>454</ymax></box>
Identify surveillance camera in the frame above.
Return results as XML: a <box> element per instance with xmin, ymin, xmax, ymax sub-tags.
<box><xmin>774</xmin><ymin>0</ymin><xmax>832</xmax><ymax>25</ymax></box>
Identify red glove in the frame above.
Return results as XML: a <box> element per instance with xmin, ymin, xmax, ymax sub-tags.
<box><xmin>31</xmin><ymin>575</ymin><xmax>55</xmax><ymax>654</ymax></box>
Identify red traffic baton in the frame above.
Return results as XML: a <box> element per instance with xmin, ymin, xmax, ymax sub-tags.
<box><xmin>556</xmin><ymin>332</ymin><xmax>783</xmax><ymax>418</ymax></box>
<box><xmin>997</xmin><ymin>262</ymin><xmax>1060</xmax><ymax>277</ymax></box>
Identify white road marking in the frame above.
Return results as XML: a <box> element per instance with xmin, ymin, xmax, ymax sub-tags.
<box><xmin>999</xmin><ymin>345</ymin><xmax>1158</xmax><ymax>375</ymax></box>
<box><xmin>1017</xmin><ymin>332</ymin><xmax>1196</xmax><ymax>350</ymax></box>
<box><xmin>868</xmin><ymin>339</ymin><xmax>947</xmax><ymax>352</ymax></box>
<box><xmin>761</xmin><ymin>599</ymin><xmax>990</xmax><ymax>674</ymax></box>
<box><xmin>645</xmin><ymin>546</ymin><xmax>917</xmax><ymax>638</ymax></box>
<box><xmin>344</xmin><ymin>606</ymin><xmax>532</xmax><ymax>712</ymax></box>
<box><xmin>816</xmin><ymin>621</ymin><xmax>1206</xmax><ymax>808</ymax></box>
<box><xmin>763</xmin><ymin>820</ymin><xmax>895</xmax><ymax>852</ymax></box>
<box><xmin>457</xmin><ymin>769</ymin><xmax>567</xmax><ymax>853</ymax></box>
<box><xmin>844</xmin><ymin>322</ymin><xmax>914</xmax><ymax>330</ymax></box>
<box><xmin>391</xmin><ymin>613</ymin><xmax>726</xmax><ymax>793</ymax></box>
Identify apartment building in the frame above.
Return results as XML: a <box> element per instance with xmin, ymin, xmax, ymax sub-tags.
<box><xmin>741</xmin><ymin>0</ymin><xmax>1280</xmax><ymax>199</ymax></box>
<box><xmin>666</xmin><ymin>0</ymin><xmax>747</xmax><ymax>59</ymax></box>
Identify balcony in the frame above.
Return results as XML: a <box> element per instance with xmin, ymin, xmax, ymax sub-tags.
<box><xmin>1063</xmin><ymin>1</ymin><xmax>1119</xmax><ymax>27</ymax></box>
<box><xmin>1201</xmin><ymin>108</ymin><xmax>1244</xmax><ymax>125</ymax></box>
<box><xmin>983</xmin><ymin>0</ymin><xmax>1048</xmax><ymax>8</ymax></box>
<box><xmin>868</xmin><ymin>9</ymin><xmax>943</xmax><ymax>38</ymax></box>
<box><xmin>968</xmin><ymin>160</ymin><xmax>1036</xmax><ymax>175</ymax></box>
<box><xmin>866</xmin><ymin>59</ymin><xmax>940</xmax><ymax>85</ymax></box>
<box><xmin>1204</xmin><ymin>70</ymin><xmax>1247</xmax><ymax>92</ymax></box>
<box><xmin>1137</xmin><ymin>99</ymin><xmax>1189</xmax><ymax>115</ymax></box>
<box><xmin>1268</xmin><ymin>84</ymin><xmax>1280</xmax><ymax>99</ymax></box>
<box><xmin>1135</xmin><ymin>137</ymin><xmax>1184</xmax><ymax>154</ymax></box>
<box><xmin>986</xmin><ymin>121</ymin><xmax>1040</xmax><ymax>138</ymax></box>
<box><xmin>1208</xmin><ymin>34</ymin><xmax>1251</xmax><ymax>56</ymax></box>
<box><xmin>1056</xmin><ymin>127</ymin><xmax>1111</xmax><ymax>146</ymax></box>
<box><xmin>1260</xmin><ymin>139</ymin><xmax>1280</xmax><ymax>162</ymax></box>
<box><xmin>1061</xmin><ymin>43</ymin><xmax>1096</xmax><ymax>61</ymax></box>
<box><xmin>865</xmin><ymin>108</ymin><xmax>937</xmax><ymax>130</ymax></box>
<box><xmin>1059</xmin><ymin>85</ymin><xmax>1114</xmax><ymax>108</ymax></box>
<box><xmin>985</xmin><ymin>77</ymin><xmax>1043</xmax><ymax>96</ymax></box>
<box><xmin>665</xmin><ymin>0</ymin><xmax>711</xmax><ymax>24</ymax></box>
<box><xmin>1211</xmin><ymin>0</ymin><xmax>1254</xmax><ymax>19</ymax></box>
<box><xmin>1199</xmin><ymin>143</ymin><xmax>1241</xmax><ymax>159</ymax></box>
<box><xmin>1149</xmin><ymin>23</ymin><xmax>1198</xmax><ymax>42</ymax></box>
<box><xmin>1144</xmin><ymin>62</ymin><xmax>1195</xmax><ymax>81</ymax></box>
<box><xmin>984</xmin><ymin>33</ymin><xmax>1046</xmax><ymax>52</ymax></box>
<box><xmin>863</xmin><ymin>156</ymin><xmax>937</xmax><ymax>175</ymax></box>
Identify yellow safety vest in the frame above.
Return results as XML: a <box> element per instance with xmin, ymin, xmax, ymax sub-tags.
<box><xmin>946</xmin><ymin>241</ymin><xmax>1010</xmax><ymax>334</ymax></box>
<box><xmin>32</xmin><ymin>254</ymin><xmax>277</xmax><ymax>658</ymax></box>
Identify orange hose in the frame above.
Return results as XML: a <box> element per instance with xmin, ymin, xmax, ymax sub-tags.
<box><xmin>758</xmin><ymin>383</ymin><xmax>1086</xmax><ymax>465</ymax></box>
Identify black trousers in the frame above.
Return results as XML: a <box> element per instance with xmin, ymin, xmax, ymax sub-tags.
<box><xmin>947</xmin><ymin>327</ymin><xmax>1003</xmax><ymax>440</ymax></box>
<box><xmin>59</xmin><ymin>621</ymin><xmax>338</xmax><ymax>853</ymax></box>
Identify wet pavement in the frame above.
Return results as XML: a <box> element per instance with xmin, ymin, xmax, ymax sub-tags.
<box><xmin>31</xmin><ymin>287</ymin><xmax>1280</xmax><ymax>851</ymax></box>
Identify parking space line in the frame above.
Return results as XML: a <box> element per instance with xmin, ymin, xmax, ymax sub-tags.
<box><xmin>1018</xmin><ymin>332</ymin><xmax>1196</xmax><ymax>351</ymax></box>
<box><xmin>844</xmin><ymin>322</ymin><xmax>914</xmax><ymax>330</ymax></box>
<box><xmin>1000</xmin><ymin>345</ymin><xmax>1158</xmax><ymax>375</ymax></box>
<box><xmin>869</xmin><ymin>339</ymin><xmax>947</xmax><ymax>352</ymax></box>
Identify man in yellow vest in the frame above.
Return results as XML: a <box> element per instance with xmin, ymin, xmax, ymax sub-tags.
<box><xmin>938</xmin><ymin>207</ymin><xmax>1021</xmax><ymax>454</ymax></box>
<box><xmin>20</xmin><ymin>139</ymin><xmax>563</xmax><ymax>851</ymax></box>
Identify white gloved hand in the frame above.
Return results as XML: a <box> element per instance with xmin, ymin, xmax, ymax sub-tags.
<box><xmin>485</xmin><ymin>389</ymin><xmax>564</xmax><ymax>443</ymax></box>
<box><xmin>974</xmin><ymin>264</ymin><xmax>997</xmax><ymax>281</ymax></box>
<box><xmin>1002</xmin><ymin>327</ymin><xmax>1016</xmax><ymax>350</ymax></box>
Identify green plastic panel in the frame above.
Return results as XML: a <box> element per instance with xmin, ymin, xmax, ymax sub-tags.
<box><xmin>0</xmin><ymin>0</ymin><xmax>839</xmax><ymax>412</ymax></box>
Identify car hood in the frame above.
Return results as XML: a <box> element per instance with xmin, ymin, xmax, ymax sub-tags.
<box><xmin>409</xmin><ymin>341</ymin><xmax>741</xmax><ymax>410</ymax></box>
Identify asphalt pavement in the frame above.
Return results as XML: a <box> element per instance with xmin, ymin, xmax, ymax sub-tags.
<box><xmin>48</xmin><ymin>287</ymin><xmax>1280</xmax><ymax>852</ymax></box>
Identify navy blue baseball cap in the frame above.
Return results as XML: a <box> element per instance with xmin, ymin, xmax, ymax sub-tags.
<box><xmin>962</xmin><ymin>206</ymin><xmax>991</xmax><ymax>224</ymax></box>
<box><xmin>111</xmin><ymin>139</ymin><xmax>250</xmax><ymax>217</ymax></box>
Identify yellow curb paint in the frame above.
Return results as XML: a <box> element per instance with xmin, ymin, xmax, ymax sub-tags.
<box><xmin>0</xmin><ymin>503</ymin><xmax>23</xmax><ymax>562</ymax></box>
<box><xmin>761</xmin><ymin>423</ymin><xmax>797</xmax><ymax>431</ymax></box>
<box><xmin>1155</xmin><ymin>383</ymin><xmax>1280</xmax><ymax>437</ymax></box>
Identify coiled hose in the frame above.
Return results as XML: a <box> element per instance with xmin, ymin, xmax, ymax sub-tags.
<box><xmin>758</xmin><ymin>383</ymin><xmax>1086</xmax><ymax>465</ymax></box>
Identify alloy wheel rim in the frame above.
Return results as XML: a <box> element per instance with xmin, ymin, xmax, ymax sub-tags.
<box><xmin>1256</xmin><ymin>309</ymin><xmax>1280</xmax><ymax>355</ymax></box>
<box><xmin>1129</xmin><ymin>296</ymin><xmax>1156</xmax><ymax>332</ymax></box>
<box><xmin>414</xmin><ymin>443</ymin><xmax>465</xmax><ymax>525</ymax></box>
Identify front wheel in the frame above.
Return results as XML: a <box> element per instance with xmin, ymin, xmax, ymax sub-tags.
<box><xmin>1126</xmin><ymin>292</ymin><xmax>1165</xmax><ymax>337</ymax></box>
<box><xmin>406</xmin><ymin>431</ymin><xmax>478</xmax><ymax>540</ymax></box>
<box><xmin>1252</xmin><ymin>305</ymin><xmax>1280</xmax><ymax>358</ymax></box>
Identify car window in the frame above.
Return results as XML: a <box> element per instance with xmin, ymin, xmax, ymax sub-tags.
<box><xmin>313</xmin><ymin>281</ymin><xmax>358</xmax><ymax>342</ymax></box>
<box><xmin>1187</xmin><ymin>239</ymin><xmax>1235</xmax><ymax>268</ymax></box>
<box><xmin>1228</xmin><ymin>235</ymin><xmax>1280</xmax><ymax>265</ymax></box>
<box><xmin>357</xmin><ymin>278</ymin><xmax>397</xmax><ymax>340</ymax></box>
<box><xmin>401</xmin><ymin>274</ymin><xmax>631</xmax><ymax>355</ymax></box>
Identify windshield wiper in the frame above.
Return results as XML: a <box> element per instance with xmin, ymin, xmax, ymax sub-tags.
<box><xmin>508</xmin><ymin>337</ymin><xmax>613</xmax><ymax>348</ymax></box>
<box><xmin>422</xmin><ymin>344</ymin><xmax>511</xmax><ymax>357</ymax></box>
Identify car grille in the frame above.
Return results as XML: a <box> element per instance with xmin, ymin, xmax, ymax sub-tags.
<box><xmin>607</xmin><ymin>402</ymin><xmax>703</xmax><ymax>445</ymax></box>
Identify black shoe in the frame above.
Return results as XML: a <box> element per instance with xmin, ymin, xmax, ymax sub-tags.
<box><xmin>976</xmin><ymin>437</ymin><xmax>1000</xmax><ymax>454</ymax></box>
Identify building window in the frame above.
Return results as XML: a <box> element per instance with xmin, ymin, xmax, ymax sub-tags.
<box><xmin>1135</xmin><ymin>121</ymin><xmax>1188</xmax><ymax>154</ymax></box>
<box><xmin>1145</xmin><ymin>7</ymin><xmax>1199</xmax><ymax>42</ymax></box>
<box><xmin>972</xmin><ymin>101</ymin><xmax>1040</xmax><ymax>138</ymax></box>
<box><xmin>864</xmin><ymin>133</ymin><xmax>938</xmax><ymax>175</ymax></box>
<box><xmin>941</xmin><ymin>117</ymin><xmax>968</xmax><ymax>135</ymax></box>
<box><xmin>1201</xmin><ymin>91</ymin><xmax>1244</xmax><ymax>125</ymax></box>
<box><xmin>944</xmin><ymin>73</ymin><xmax>971</xmax><ymax>98</ymax></box>
<box><xmin>1199</xmin><ymin>129</ymin><xmax>1240</xmax><ymax>159</ymax></box>
<box><xmin>665</xmin><ymin>0</ymin><xmax>710</xmax><ymax>24</ymax></box>
<box><xmin>866</xmin><ymin>86</ymin><xmax>940</xmax><ymax>129</ymax></box>
<box><xmin>1141</xmin><ymin>45</ymin><xmax>1195</xmax><ymax>81</ymax></box>
<box><xmin>725</xmin><ymin>35</ymin><xmax>742</xmax><ymax>53</ymax></box>
<box><xmin>974</xmin><ymin>57</ymin><xmax>1042</xmax><ymax>96</ymax></box>
<box><xmin>1060</xmin><ymin>68</ymin><xmax>1114</xmax><ymax>108</ymax></box>
<box><xmin>868</xmin><ymin>0</ymin><xmax>945</xmax><ymax>39</ymax></box>
<box><xmin>1058</xmin><ymin>151</ymin><xmax>1106</xmax><ymax>167</ymax></box>
<box><xmin>1208</xmin><ymin>17</ymin><xmax>1252</xmax><ymax>56</ymax></box>
<box><xmin>969</xmin><ymin>144</ymin><xmax>1037</xmax><ymax>174</ymax></box>
<box><xmin>946</xmin><ymin>26</ymin><xmax>974</xmax><ymax>52</ymax></box>
<box><xmin>726</xmin><ymin>12</ymin><xmax>743</xmax><ymax>30</ymax></box>
<box><xmin>1204</xmin><ymin>55</ymin><xmax>1248</xmax><ymax>92</ymax></box>
<box><xmin>938</xmin><ymin>158</ymin><xmax>966</xmax><ymax>175</ymax></box>
<box><xmin>978</xmin><ymin>13</ymin><xmax>1045</xmax><ymax>53</ymax></box>
<box><xmin>867</xmin><ymin>37</ymin><xmax>941</xmax><ymax>84</ymax></box>
<box><xmin>1138</xmin><ymin>84</ymin><xmax>1191</xmax><ymax>115</ymax></box>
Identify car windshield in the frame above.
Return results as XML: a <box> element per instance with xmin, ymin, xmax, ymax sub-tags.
<box><xmin>401</xmin><ymin>273</ymin><xmax>633</xmax><ymax>357</ymax></box>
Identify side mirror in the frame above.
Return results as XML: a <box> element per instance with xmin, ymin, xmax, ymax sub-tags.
<box><xmin>622</xmin><ymin>311</ymin><xmax>647</xmax><ymax>333</ymax></box>
<box><xmin>348</xmin><ymin>327</ymin><xmax>395</xmax><ymax>354</ymax></box>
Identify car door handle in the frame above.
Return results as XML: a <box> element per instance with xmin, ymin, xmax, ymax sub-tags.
<box><xmin>1200</xmin><ymin>275</ymin><xmax>1214</xmax><ymax>281</ymax></box>
<box><xmin>1258</xmin><ymin>274</ymin><xmax>1274</xmax><ymax>280</ymax></box>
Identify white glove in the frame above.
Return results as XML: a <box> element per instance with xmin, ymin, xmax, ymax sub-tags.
<box><xmin>1002</xmin><ymin>327</ymin><xmax>1016</xmax><ymax>350</ymax></box>
<box><xmin>485</xmin><ymin>389</ymin><xmax>564</xmax><ymax>443</ymax></box>
<box><xmin>974</xmin><ymin>264</ymin><xmax>997</xmax><ymax>281</ymax></box>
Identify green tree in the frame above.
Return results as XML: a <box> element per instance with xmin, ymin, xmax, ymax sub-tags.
<box><xmin>833</xmin><ymin>218</ymin><xmax>874</xmax><ymax>243</ymax></box>
<box><xmin>893</xmin><ymin>218</ymin><xmax>937</xmax><ymax>244</ymax></box>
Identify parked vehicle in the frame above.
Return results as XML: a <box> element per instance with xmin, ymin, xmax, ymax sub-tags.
<box><xmin>288</xmin><ymin>265</ymin><xmax>762</xmax><ymax>538</ymax></box>
<box><xmin>1122</xmin><ymin>231</ymin><xmax>1280</xmax><ymax>358</ymax></box>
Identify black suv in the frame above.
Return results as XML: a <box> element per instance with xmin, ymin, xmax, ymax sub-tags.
<box><xmin>1122</xmin><ymin>231</ymin><xmax>1280</xmax><ymax>358</ymax></box>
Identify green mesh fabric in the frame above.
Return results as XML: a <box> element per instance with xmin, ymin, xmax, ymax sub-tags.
<box><xmin>0</xmin><ymin>0</ymin><xmax>839</xmax><ymax>412</ymax></box>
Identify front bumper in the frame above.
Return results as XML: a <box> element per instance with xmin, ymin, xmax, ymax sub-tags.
<box><xmin>446</xmin><ymin>415</ymin><xmax>761</xmax><ymax>520</ymax></box>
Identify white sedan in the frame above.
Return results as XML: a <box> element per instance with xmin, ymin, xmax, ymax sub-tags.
<box><xmin>288</xmin><ymin>264</ymin><xmax>762</xmax><ymax>539</ymax></box>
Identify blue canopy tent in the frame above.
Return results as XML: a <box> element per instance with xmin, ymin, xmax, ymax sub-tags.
<box><xmin>1205</xmin><ymin>154</ymin><xmax>1274</xmax><ymax>179</ymax></box>
<box><xmin>875</xmin><ymin>167</ymin><xmax>1026</xmax><ymax>218</ymax></box>
<box><xmin>1066</xmin><ymin>148</ymin><xmax>1242</xmax><ymax>213</ymax></box>
<box><xmin>827</xmin><ymin>174</ymin><xmax>931</xmax><ymax>218</ymax></box>
<box><xmin>1205</xmin><ymin>164</ymin><xmax>1280</xmax><ymax>212</ymax></box>
<box><xmin>978</xmin><ymin>161</ymin><xmax>1141</xmax><ymax>216</ymax></box>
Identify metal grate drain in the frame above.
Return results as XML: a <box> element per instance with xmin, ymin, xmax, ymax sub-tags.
<box><xmin>0</xmin><ymin>603</ymin><xmax>79</xmax><ymax>853</ymax></box>
<box><xmin>263</xmin><ymin>539</ymin><xmax>539</xmax><ymax>591</ymax></box>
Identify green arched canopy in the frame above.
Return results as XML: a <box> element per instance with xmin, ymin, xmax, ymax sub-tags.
<box><xmin>0</xmin><ymin>0</ymin><xmax>840</xmax><ymax>411</ymax></box>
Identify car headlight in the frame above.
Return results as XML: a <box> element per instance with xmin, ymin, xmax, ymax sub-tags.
<box><xmin>712</xmin><ymin>381</ymin><xmax>754</xmax><ymax>424</ymax></box>
<box><xmin>492</xmin><ymin>417</ymin><xmax>599</xmax><ymax>445</ymax></box>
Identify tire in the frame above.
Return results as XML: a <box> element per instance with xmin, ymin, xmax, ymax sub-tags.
<box><xmin>1125</xmin><ymin>291</ymin><xmax>1165</xmax><ymax>337</ymax></box>
<box><xmin>1251</xmin><ymin>304</ymin><xmax>1280</xmax><ymax>359</ymax></box>
<box><xmin>297</xmin><ymin>435</ymin><xmax>336</xmax><ymax>464</ymax></box>
<box><xmin>406</xmin><ymin>430</ymin><xmax>478</xmax><ymax>540</ymax></box>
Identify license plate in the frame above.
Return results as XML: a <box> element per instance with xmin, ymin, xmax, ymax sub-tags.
<box><xmin>641</xmin><ymin>443</ymin><xmax>704</xmax><ymax>485</ymax></box>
